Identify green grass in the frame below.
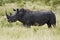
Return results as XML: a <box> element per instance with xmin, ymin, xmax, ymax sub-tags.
<box><xmin>0</xmin><ymin>2</ymin><xmax>60</xmax><ymax>40</ymax></box>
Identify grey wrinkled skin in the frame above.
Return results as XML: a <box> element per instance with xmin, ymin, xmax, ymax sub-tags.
<box><xmin>6</xmin><ymin>8</ymin><xmax>56</xmax><ymax>28</ymax></box>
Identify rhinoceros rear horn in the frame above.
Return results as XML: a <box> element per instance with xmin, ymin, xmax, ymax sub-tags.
<box><xmin>9</xmin><ymin>13</ymin><xmax>12</xmax><ymax>15</ymax></box>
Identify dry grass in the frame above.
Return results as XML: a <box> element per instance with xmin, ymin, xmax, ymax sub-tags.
<box><xmin>0</xmin><ymin>26</ymin><xmax>60</xmax><ymax>40</ymax></box>
<box><xmin>0</xmin><ymin>3</ymin><xmax>60</xmax><ymax>40</ymax></box>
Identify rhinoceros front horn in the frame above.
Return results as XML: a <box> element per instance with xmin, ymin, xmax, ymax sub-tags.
<box><xmin>6</xmin><ymin>11</ymin><xmax>8</xmax><ymax>16</ymax></box>
<box><xmin>6</xmin><ymin>12</ymin><xmax>12</xmax><ymax>16</ymax></box>
<box><xmin>6</xmin><ymin>12</ymin><xmax>11</xmax><ymax>18</ymax></box>
<box><xmin>6</xmin><ymin>13</ymin><xmax>9</xmax><ymax>19</ymax></box>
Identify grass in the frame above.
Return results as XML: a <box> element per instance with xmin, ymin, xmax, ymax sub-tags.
<box><xmin>0</xmin><ymin>26</ymin><xmax>60</xmax><ymax>40</ymax></box>
<box><xmin>0</xmin><ymin>2</ymin><xmax>60</xmax><ymax>40</ymax></box>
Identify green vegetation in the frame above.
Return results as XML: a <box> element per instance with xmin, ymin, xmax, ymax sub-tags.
<box><xmin>0</xmin><ymin>0</ymin><xmax>60</xmax><ymax>8</ymax></box>
<box><xmin>0</xmin><ymin>0</ymin><xmax>60</xmax><ymax>40</ymax></box>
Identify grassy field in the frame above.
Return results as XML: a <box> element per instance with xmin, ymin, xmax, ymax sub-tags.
<box><xmin>0</xmin><ymin>2</ymin><xmax>60</xmax><ymax>40</ymax></box>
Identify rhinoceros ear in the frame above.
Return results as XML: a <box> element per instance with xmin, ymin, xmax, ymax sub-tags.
<box><xmin>13</xmin><ymin>9</ymin><xmax>16</xmax><ymax>11</ymax></box>
<box><xmin>17</xmin><ymin>9</ymin><xmax>19</xmax><ymax>12</ymax></box>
